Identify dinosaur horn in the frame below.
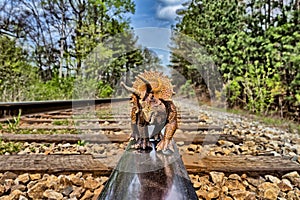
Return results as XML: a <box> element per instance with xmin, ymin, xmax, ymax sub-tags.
<box><xmin>137</xmin><ymin>75</ymin><xmax>152</xmax><ymax>93</ymax></box>
<box><xmin>121</xmin><ymin>82</ymin><xmax>141</xmax><ymax>97</ymax></box>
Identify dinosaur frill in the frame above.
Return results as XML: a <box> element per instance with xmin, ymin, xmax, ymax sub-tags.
<box><xmin>132</xmin><ymin>71</ymin><xmax>174</xmax><ymax>100</ymax></box>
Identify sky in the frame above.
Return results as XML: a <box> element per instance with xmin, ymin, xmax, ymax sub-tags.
<box><xmin>129</xmin><ymin>0</ymin><xmax>186</xmax><ymax>66</ymax></box>
<box><xmin>130</xmin><ymin>0</ymin><xmax>184</xmax><ymax>28</ymax></box>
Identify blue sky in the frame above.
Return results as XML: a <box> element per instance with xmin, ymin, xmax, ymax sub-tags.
<box><xmin>129</xmin><ymin>0</ymin><xmax>186</xmax><ymax>66</ymax></box>
<box><xmin>130</xmin><ymin>0</ymin><xmax>184</xmax><ymax>28</ymax></box>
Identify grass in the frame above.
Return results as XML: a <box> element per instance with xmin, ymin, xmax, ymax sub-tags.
<box><xmin>0</xmin><ymin>128</ymin><xmax>79</xmax><ymax>135</ymax></box>
<box><xmin>18</xmin><ymin>129</ymin><xmax>79</xmax><ymax>135</ymax></box>
<box><xmin>52</xmin><ymin>119</ymin><xmax>73</xmax><ymax>126</ymax></box>
<box><xmin>0</xmin><ymin>139</ymin><xmax>23</xmax><ymax>155</ymax></box>
<box><xmin>96</xmin><ymin>110</ymin><xmax>113</xmax><ymax>119</ymax></box>
<box><xmin>6</xmin><ymin>109</ymin><xmax>22</xmax><ymax>132</ymax></box>
<box><xmin>77</xmin><ymin>140</ymin><xmax>88</xmax><ymax>146</ymax></box>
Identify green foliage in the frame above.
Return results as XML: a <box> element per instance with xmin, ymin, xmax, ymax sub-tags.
<box><xmin>52</xmin><ymin>119</ymin><xmax>71</xmax><ymax>126</ymax></box>
<box><xmin>178</xmin><ymin>80</ymin><xmax>195</xmax><ymax>98</ymax></box>
<box><xmin>0</xmin><ymin>139</ymin><xmax>23</xmax><ymax>155</ymax></box>
<box><xmin>77</xmin><ymin>140</ymin><xmax>87</xmax><ymax>146</ymax></box>
<box><xmin>171</xmin><ymin>0</ymin><xmax>244</xmax><ymax>102</ymax></box>
<box><xmin>24</xmin><ymin>76</ymin><xmax>75</xmax><ymax>101</ymax></box>
<box><xmin>226</xmin><ymin>79</ymin><xmax>242</xmax><ymax>106</ymax></box>
<box><xmin>7</xmin><ymin>110</ymin><xmax>22</xmax><ymax>132</ymax></box>
<box><xmin>0</xmin><ymin>36</ymin><xmax>38</xmax><ymax>102</ymax></box>
<box><xmin>0</xmin><ymin>1</ymin><xmax>164</xmax><ymax>102</ymax></box>
<box><xmin>172</xmin><ymin>0</ymin><xmax>300</xmax><ymax>120</ymax></box>
<box><xmin>82</xmin><ymin>30</ymin><xmax>162</xmax><ymax>91</ymax></box>
<box><xmin>0</xmin><ymin>0</ymin><xmax>136</xmax><ymax>76</ymax></box>
<box><xmin>25</xmin><ymin>75</ymin><xmax>116</xmax><ymax>100</ymax></box>
<box><xmin>295</xmin><ymin>94</ymin><xmax>300</xmax><ymax>106</ymax></box>
<box><xmin>15</xmin><ymin>129</ymin><xmax>78</xmax><ymax>135</ymax></box>
<box><xmin>98</xmin><ymin>81</ymin><xmax>114</xmax><ymax>98</ymax></box>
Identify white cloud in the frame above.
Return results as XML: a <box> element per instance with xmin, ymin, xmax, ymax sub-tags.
<box><xmin>158</xmin><ymin>0</ymin><xmax>183</xmax><ymax>5</ymax></box>
<box><xmin>156</xmin><ymin>4</ymin><xmax>183</xmax><ymax>21</ymax></box>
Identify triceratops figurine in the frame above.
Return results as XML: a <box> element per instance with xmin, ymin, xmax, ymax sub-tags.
<box><xmin>121</xmin><ymin>71</ymin><xmax>178</xmax><ymax>151</ymax></box>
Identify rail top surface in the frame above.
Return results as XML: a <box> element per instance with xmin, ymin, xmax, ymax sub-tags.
<box><xmin>99</xmin><ymin>141</ymin><xmax>198</xmax><ymax>200</ymax></box>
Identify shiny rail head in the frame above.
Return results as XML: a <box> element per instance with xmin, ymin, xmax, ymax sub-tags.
<box><xmin>98</xmin><ymin>140</ymin><xmax>197</xmax><ymax>200</ymax></box>
<box><xmin>114</xmin><ymin>140</ymin><xmax>183</xmax><ymax>174</ymax></box>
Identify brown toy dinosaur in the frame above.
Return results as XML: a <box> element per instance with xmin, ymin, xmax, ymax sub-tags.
<box><xmin>121</xmin><ymin>71</ymin><xmax>178</xmax><ymax>151</ymax></box>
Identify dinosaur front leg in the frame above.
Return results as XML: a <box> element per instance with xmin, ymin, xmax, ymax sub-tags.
<box><xmin>130</xmin><ymin>95</ymin><xmax>139</xmax><ymax>141</ymax></box>
<box><xmin>156</xmin><ymin>101</ymin><xmax>178</xmax><ymax>151</ymax></box>
<box><xmin>130</xmin><ymin>123</ymin><xmax>139</xmax><ymax>141</ymax></box>
<box><xmin>156</xmin><ymin>122</ymin><xmax>177</xmax><ymax>151</ymax></box>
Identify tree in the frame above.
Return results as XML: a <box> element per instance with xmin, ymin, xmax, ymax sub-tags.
<box><xmin>172</xmin><ymin>0</ymin><xmax>300</xmax><ymax>120</ymax></box>
<box><xmin>171</xmin><ymin>0</ymin><xmax>245</xmax><ymax>102</ymax></box>
<box><xmin>79</xmin><ymin>29</ymin><xmax>163</xmax><ymax>98</ymax></box>
<box><xmin>0</xmin><ymin>36</ymin><xmax>37</xmax><ymax>101</ymax></box>
<box><xmin>0</xmin><ymin>0</ymin><xmax>136</xmax><ymax>77</ymax></box>
<box><xmin>0</xmin><ymin>0</ymin><xmax>168</xmax><ymax>101</ymax></box>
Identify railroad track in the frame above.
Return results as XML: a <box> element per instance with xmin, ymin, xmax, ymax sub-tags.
<box><xmin>0</xmin><ymin>98</ymin><xmax>299</xmax><ymax>200</ymax></box>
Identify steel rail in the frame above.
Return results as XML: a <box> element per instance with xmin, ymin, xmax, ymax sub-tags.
<box><xmin>0</xmin><ymin>98</ymin><xmax>130</xmax><ymax>118</ymax></box>
<box><xmin>98</xmin><ymin>141</ymin><xmax>198</xmax><ymax>200</ymax></box>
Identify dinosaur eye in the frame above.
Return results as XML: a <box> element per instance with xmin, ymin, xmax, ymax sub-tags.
<box><xmin>150</xmin><ymin>95</ymin><xmax>156</xmax><ymax>103</ymax></box>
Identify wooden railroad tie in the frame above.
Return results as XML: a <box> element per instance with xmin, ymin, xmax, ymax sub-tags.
<box><xmin>16</xmin><ymin>125</ymin><xmax>223</xmax><ymax>132</ymax></box>
<box><xmin>182</xmin><ymin>153</ymin><xmax>300</xmax><ymax>175</ymax></box>
<box><xmin>0</xmin><ymin>133</ymin><xmax>242</xmax><ymax>144</ymax></box>
<box><xmin>0</xmin><ymin>154</ymin><xmax>298</xmax><ymax>176</ymax></box>
<box><xmin>19</xmin><ymin>118</ymin><xmax>204</xmax><ymax>124</ymax></box>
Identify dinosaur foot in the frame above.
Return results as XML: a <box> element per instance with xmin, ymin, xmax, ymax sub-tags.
<box><xmin>151</xmin><ymin>133</ymin><xmax>163</xmax><ymax>142</ymax></box>
<box><xmin>131</xmin><ymin>138</ymin><xmax>152</xmax><ymax>150</ymax></box>
<box><xmin>156</xmin><ymin>138</ymin><xmax>171</xmax><ymax>151</ymax></box>
<box><xmin>129</xmin><ymin>132</ymin><xmax>139</xmax><ymax>141</ymax></box>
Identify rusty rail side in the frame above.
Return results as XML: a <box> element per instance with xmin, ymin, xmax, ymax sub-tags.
<box><xmin>0</xmin><ymin>98</ymin><xmax>130</xmax><ymax>118</ymax></box>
